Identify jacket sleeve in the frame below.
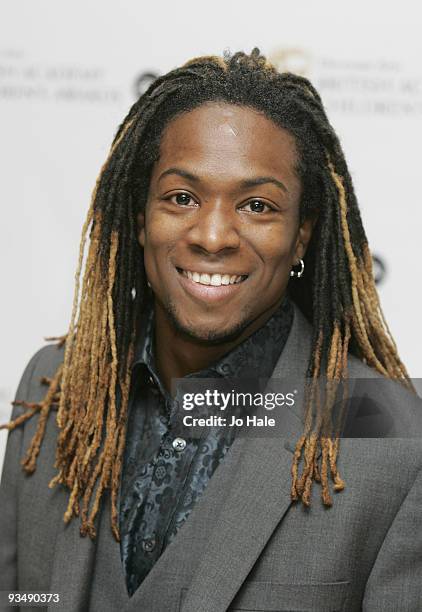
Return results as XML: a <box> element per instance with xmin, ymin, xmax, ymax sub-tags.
<box><xmin>0</xmin><ymin>348</ymin><xmax>47</xmax><ymax>591</ymax></box>
<box><xmin>362</xmin><ymin>464</ymin><xmax>422</xmax><ymax>611</ymax></box>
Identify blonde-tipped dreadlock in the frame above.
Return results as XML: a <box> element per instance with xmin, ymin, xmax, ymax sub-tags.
<box><xmin>289</xmin><ymin>158</ymin><xmax>412</xmax><ymax>508</ymax></box>
<box><xmin>2</xmin><ymin>47</ymin><xmax>413</xmax><ymax>540</ymax></box>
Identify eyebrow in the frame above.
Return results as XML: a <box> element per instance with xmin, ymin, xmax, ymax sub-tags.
<box><xmin>157</xmin><ymin>167</ymin><xmax>289</xmax><ymax>194</ymax></box>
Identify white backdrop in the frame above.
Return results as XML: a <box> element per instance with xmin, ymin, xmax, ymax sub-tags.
<box><xmin>1</xmin><ymin>0</ymin><xmax>422</xmax><ymax>471</ymax></box>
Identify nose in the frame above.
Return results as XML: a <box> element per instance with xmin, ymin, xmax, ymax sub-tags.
<box><xmin>186</xmin><ymin>201</ymin><xmax>241</xmax><ymax>254</ymax></box>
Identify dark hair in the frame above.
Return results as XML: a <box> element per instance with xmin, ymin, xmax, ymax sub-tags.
<box><xmin>5</xmin><ymin>47</ymin><xmax>411</xmax><ymax>540</ymax></box>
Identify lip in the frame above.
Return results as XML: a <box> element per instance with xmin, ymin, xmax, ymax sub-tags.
<box><xmin>176</xmin><ymin>267</ymin><xmax>248</xmax><ymax>303</ymax></box>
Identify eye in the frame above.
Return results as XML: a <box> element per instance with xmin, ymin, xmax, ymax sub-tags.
<box><xmin>167</xmin><ymin>192</ymin><xmax>198</xmax><ymax>207</ymax></box>
<box><xmin>240</xmin><ymin>199</ymin><xmax>273</xmax><ymax>214</ymax></box>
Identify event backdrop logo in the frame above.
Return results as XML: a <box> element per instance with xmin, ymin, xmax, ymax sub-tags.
<box><xmin>133</xmin><ymin>71</ymin><xmax>159</xmax><ymax>99</ymax></box>
<box><xmin>268</xmin><ymin>48</ymin><xmax>312</xmax><ymax>76</ymax></box>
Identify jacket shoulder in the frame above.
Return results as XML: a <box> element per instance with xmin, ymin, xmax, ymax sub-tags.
<box><xmin>343</xmin><ymin>355</ymin><xmax>422</xmax><ymax>439</ymax></box>
<box><xmin>13</xmin><ymin>343</ymin><xmax>65</xmax><ymax>411</ymax></box>
<box><xmin>347</xmin><ymin>354</ymin><xmax>385</xmax><ymax>379</ymax></box>
<box><xmin>288</xmin><ymin>306</ymin><xmax>422</xmax><ymax>438</ymax></box>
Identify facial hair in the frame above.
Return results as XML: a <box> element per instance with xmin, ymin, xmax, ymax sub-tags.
<box><xmin>161</xmin><ymin>296</ymin><xmax>258</xmax><ymax>346</ymax></box>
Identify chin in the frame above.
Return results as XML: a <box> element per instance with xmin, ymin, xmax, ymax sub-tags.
<box><xmin>180</xmin><ymin>320</ymin><xmax>248</xmax><ymax>345</ymax></box>
<box><xmin>193</xmin><ymin>326</ymin><xmax>244</xmax><ymax>345</ymax></box>
<box><xmin>168</xmin><ymin>308</ymin><xmax>250</xmax><ymax>346</ymax></box>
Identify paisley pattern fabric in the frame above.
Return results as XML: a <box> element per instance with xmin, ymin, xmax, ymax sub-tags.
<box><xmin>119</xmin><ymin>295</ymin><xmax>294</xmax><ymax>597</ymax></box>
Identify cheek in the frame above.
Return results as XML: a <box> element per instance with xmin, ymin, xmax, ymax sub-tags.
<box><xmin>141</xmin><ymin>212</ymin><xmax>179</xmax><ymax>282</ymax></box>
<box><xmin>143</xmin><ymin>212</ymin><xmax>175</xmax><ymax>250</ymax></box>
<box><xmin>248</xmin><ymin>224</ymin><xmax>298</xmax><ymax>271</ymax></box>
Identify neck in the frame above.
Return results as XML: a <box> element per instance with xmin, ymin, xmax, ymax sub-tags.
<box><xmin>153</xmin><ymin>297</ymin><xmax>284</xmax><ymax>393</ymax></box>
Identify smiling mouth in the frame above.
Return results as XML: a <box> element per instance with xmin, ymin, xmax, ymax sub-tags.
<box><xmin>176</xmin><ymin>267</ymin><xmax>248</xmax><ymax>286</ymax></box>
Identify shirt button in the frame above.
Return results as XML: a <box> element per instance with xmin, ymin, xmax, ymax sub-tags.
<box><xmin>172</xmin><ymin>437</ymin><xmax>187</xmax><ymax>451</ymax></box>
<box><xmin>142</xmin><ymin>537</ymin><xmax>156</xmax><ymax>553</ymax></box>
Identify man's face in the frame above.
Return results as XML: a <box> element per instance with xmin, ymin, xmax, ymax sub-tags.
<box><xmin>138</xmin><ymin>102</ymin><xmax>313</xmax><ymax>344</ymax></box>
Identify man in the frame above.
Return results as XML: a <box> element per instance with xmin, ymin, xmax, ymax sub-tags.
<box><xmin>1</xmin><ymin>48</ymin><xmax>421</xmax><ymax>611</ymax></box>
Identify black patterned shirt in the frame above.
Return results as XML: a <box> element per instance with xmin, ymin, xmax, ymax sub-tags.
<box><xmin>119</xmin><ymin>295</ymin><xmax>294</xmax><ymax>597</ymax></box>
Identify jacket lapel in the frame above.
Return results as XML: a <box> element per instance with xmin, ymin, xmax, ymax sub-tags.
<box><xmin>180</xmin><ymin>433</ymin><xmax>302</xmax><ymax>612</ymax></box>
<box><xmin>180</xmin><ymin>303</ymin><xmax>313</xmax><ymax>612</ymax></box>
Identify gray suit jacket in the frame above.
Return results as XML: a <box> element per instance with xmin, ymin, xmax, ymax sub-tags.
<box><xmin>1</xmin><ymin>304</ymin><xmax>422</xmax><ymax>612</ymax></box>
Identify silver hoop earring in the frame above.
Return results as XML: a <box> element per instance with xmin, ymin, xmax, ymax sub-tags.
<box><xmin>147</xmin><ymin>280</ymin><xmax>151</xmax><ymax>288</ymax></box>
<box><xmin>290</xmin><ymin>258</ymin><xmax>305</xmax><ymax>278</ymax></box>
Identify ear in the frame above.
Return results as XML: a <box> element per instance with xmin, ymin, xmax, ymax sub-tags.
<box><xmin>137</xmin><ymin>211</ymin><xmax>145</xmax><ymax>248</ymax></box>
<box><xmin>293</xmin><ymin>214</ymin><xmax>317</xmax><ymax>263</ymax></box>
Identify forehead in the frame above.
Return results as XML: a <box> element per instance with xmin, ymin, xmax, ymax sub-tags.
<box><xmin>155</xmin><ymin>102</ymin><xmax>300</xmax><ymax>182</ymax></box>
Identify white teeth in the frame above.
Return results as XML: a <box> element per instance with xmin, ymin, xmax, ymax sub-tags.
<box><xmin>181</xmin><ymin>269</ymin><xmax>245</xmax><ymax>286</ymax></box>
<box><xmin>199</xmin><ymin>273</ymin><xmax>211</xmax><ymax>284</ymax></box>
<box><xmin>210</xmin><ymin>274</ymin><xmax>222</xmax><ymax>286</ymax></box>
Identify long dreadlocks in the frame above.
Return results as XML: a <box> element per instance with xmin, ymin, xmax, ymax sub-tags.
<box><xmin>2</xmin><ymin>47</ymin><xmax>412</xmax><ymax>541</ymax></box>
